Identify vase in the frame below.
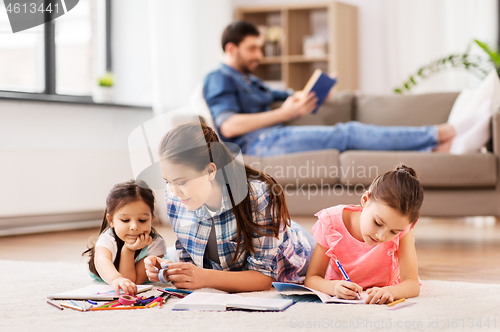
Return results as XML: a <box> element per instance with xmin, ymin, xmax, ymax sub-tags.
<box><xmin>92</xmin><ymin>86</ymin><xmax>114</xmax><ymax>103</ymax></box>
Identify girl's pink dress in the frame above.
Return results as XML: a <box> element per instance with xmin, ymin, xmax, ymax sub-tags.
<box><xmin>311</xmin><ymin>205</ymin><xmax>416</xmax><ymax>289</ymax></box>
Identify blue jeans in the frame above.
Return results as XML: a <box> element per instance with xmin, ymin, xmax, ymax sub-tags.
<box><xmin>244</xmin><ymin>122</ymin><xmax>439</xmax><ymax>157</ymax></box>
<box><xmin>291</xmin><ymin>220</ymin><xmax>316</xmax><ymax>277</ymax></box>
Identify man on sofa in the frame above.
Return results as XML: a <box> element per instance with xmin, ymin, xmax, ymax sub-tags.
<box><xmin>203</xmin><ymin>20</ymin><xmax>491</xmax><ymax>157</ymax></box>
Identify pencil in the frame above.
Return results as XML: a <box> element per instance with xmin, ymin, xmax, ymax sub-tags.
<box><xmin>161</xmin><ymin>287</ymin><xmax>192</xmax><ymax>294</ymax></box>
<box><xmin>60</xmin><ymin>302</ymin><xmax>85</xmax><ymax>312</ymax></box>
<box><xmin>156</xmin><ymin>288</ymin><xmax>185</xmax><ymax>298</ymax></box>
<box><xmin>70</xmin><ymin>300</ymin><xmax>82</xmax><ymax>309</ymax></box>
<box><xmin>147</xmin><ymin>301</ymin><xmax>158</xmax><ymax>308</ymax></box>
<box><xmin>388</xmin><ymin>298</ymin><xmax>406</xmax><ymax>307</ymax></box>
<box><xmin>90</xmin><ymin>306</ymin><xmax>146</xmax><ymax>311</ymax></box>
<box><xmin>47</xmin><ymin>300</ymin><xmax>64</xmax><ymax>310</ymax></box>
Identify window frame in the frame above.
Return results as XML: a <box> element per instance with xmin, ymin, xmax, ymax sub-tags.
<box><xmin>0</xmin><ymin>0</ymin><xmax>113</xmax><ymax>105</ymax></box>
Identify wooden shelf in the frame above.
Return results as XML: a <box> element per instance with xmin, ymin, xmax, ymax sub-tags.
<box><xmin>237</xmin><ymin>1</ymin><xmax>358</xmax><ymax>91</ymax></box>
<box><xmin>287</xmin><ymin>55</ymin><xmax>329</xmax><ymax>63</ymax></box>
<box><xmin>260</xmin><ymin>56</ymin><xmax>283</xmax><ymax>64</ymax></box>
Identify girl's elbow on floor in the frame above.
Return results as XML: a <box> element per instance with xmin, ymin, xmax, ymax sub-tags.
<box><xmin>409</xmin><ymin>281</ymin><xmax>421</xmax><ymax>298</ymax></box>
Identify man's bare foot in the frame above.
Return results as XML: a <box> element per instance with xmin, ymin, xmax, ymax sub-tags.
<box><xmin>437</xmin><ymin>124</ymin><xmax>456</xmax><ymax>143</ymax></box>
<box><xmin>434</xmin><ymin>139</ymin><xmax>452</xmax><ymax>153</ymax></box>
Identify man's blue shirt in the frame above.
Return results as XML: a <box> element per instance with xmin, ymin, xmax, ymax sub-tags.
<box><xmin>203</xmin><ymin>63</ymin><xmax>290</xmax><ymax>152</ymax></box>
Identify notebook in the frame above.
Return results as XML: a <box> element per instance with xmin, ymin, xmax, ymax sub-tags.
<box><xmin>47</xmin><ymin>284</ymin><xmax>154</xmax><ymax>300</ymax></box>
<box><xmin>273</xmin><ymin>282</ymin><xmax>366</xmax><ymax>304</ymax></box>
<box><xmin>302</xmin><ymin>68</ymin><xmax>337</xmax><ymax>114</ymax></box>
<box><xmin>172</xmin><ymin>291</ymin><xmax>293</xmax><ymax>311</ymax></box>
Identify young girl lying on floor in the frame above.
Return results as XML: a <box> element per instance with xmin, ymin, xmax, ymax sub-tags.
<box><xmin>305</xmin><ymin>165</ymin><xmax>422</xmax><ymax>305</ymax></box>
<box><xmin>83</xmin><ymin>180</ymin><xmax>166</xmax><ymax>295</ymax></box>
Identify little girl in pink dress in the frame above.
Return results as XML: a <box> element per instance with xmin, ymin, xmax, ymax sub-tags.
<box><xmin>305</xmin><ymin>165</ymin><xmax>422</xmax><ymax>305</ymax></box>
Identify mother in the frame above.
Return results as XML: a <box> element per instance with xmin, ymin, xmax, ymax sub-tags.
<box><xmin>145</xmin><ymin>123</ymin><xmax>315</xmax><ymax>292</ymax></box>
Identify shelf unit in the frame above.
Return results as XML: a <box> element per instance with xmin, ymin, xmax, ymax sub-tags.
<box><xmin>236</xmin><ymin>1</ymin><xmax>359</xmax><ymax>92</ymax></box>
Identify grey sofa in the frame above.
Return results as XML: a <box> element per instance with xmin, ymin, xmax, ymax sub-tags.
<box><xmin>240</xmin><ymin>91</ymin><xmax>500</xmax><ymax>217</ymax></box>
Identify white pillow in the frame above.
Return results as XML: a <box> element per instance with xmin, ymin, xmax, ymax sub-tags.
<box><xmin>448</xmin><ymin>70</ymin><xmax>500</xmax><ymax>124</ymax></box>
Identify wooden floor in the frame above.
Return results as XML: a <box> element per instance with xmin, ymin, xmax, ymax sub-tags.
<box><xmin>1</xmin><ymin>216</ymin><xmax>499</xmax><ymax>284</ymax></box>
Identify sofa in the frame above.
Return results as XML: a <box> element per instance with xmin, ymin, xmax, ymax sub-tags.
<box><xmin>231</xmin><ymin>91</ymin><xmax>499</xmax><ymax>217</ymax></box>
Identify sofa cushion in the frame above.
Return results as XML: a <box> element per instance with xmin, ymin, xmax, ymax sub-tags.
<box><xmin>285</xmin><ymin>91</ymin><xmax>354</xmax><ymax>127</ymax></box>
<box><xmin>243</xmin><ymin>149</ymin><xmax>340</xmax><ymax>187</ymax></box>
<box><xmin>339</xmin><ymin>151</ymin><xmax>497</xmax><ymax>188</ymax></box>
<box><xmin>356</xmin><ymin>92</ymin><xmax>459</xmax><ymax>126</ymax></box>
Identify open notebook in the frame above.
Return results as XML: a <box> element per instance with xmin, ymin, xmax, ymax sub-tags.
<box><xmin>273</xmin><ymin>282</ymin><xmax>366</xmax><ymax>304</ymax></box>
<box><xmin>173</xmin><ymin>292</ymin><xmax>293</xmax><ymax>311</ymax></box>
<box><xmin>47</xmin><ymin>284</ymin><xmax>154</xmax><ymax>301</ymax></box>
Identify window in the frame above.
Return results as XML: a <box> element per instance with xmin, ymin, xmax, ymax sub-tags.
<box><xmin>0</xmin><ymin>0</ymin><xmax>109</xmax><ymax>101</ymax></box>
<box><xmin>0</xmin><ymin>6</ymin><xmax>44</xmax><ymax>92</ymax></box>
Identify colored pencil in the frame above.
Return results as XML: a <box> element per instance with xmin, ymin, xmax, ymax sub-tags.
<box><xmin>147</xmin><ymin>301</ymin><xmax>158</xmax><ymax>308</ymax></box>
<box><xmin>60</xmin><ymin>302</ymin><xmax>84</xmax><ymax>312</ymax></box>
<box><xmin>156</xmin><ymin>288</ymin><xmax>185</xmax><ymax>298</ymax></box>
<box><xmin>47</xmin><ymin>300</ymin><xmax>64</xmax><ymax>310</ymax></box>
<box><xmin>388</xmin><ymin>298</ymin><xmax>406</xmax><ymax>307</ymax></box>
<box><xmin>90</xmin><ymin>306</ymin><xmax>146</xmax><ymax>311</ymax></box>
<box><xmin>161</xmin><ymin>287</ymin><xmax>192</xmax><ymax>294</ymax></box>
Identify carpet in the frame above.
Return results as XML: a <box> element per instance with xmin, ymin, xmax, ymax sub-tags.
<box><xmin>1</xmin><ymin>259</ymin><xmax>499</xmax><ymax>332</ymax></box>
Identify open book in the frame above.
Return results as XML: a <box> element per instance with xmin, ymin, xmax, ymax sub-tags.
<box><xmin>173</xmin><ymin>292</ymin><xmax>293</xmax><ymax>311</ymax></box>
<box><xmin>273</xmin><ymin>282</ymin><xmax>366</xmax><ymax>304</ymax></box>
<box><xmin>47</xmin><ymin>284</ymin><xmax>153</xmax><ymax>301</ymax></box>
<box><xmin>302</xmin><ymin>68</ymin><xmax>337</xmax><ymax>114</ymax></box>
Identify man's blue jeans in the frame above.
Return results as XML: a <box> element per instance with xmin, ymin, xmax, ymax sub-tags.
<box><xmin>244</xmin><ymin>122</ymin><xmax>439</xmax><ymax>157</ymax></box>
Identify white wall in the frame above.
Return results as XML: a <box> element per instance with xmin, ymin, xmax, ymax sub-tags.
<box><xmin>0</xmin><ymin>100</ymin><xmax>154</xmax><ymax>217</ymax></box>
<box><xmin>111</xmin><ymin>0</ymin><xmax>153</xmax><ymax>106</ymax></box>
<box><xmin>232</xmin><ymin>0</ymin><xmax>498</xmax><ymax>94</ymax></box>
<box><xmin>148</xmin><ymin>0</ymin><xmax>232</xmax><ymax>113</ymax></box>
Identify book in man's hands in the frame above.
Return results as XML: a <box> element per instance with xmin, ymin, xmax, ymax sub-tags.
<box><xmin>273</xmin><ymin>282</ymin><xmax>366</xmax><ymax>304</ymax></box>
<box><xmin>172</xmin><ymin>291</ymin><xmax>293</xmax><ymax>311</ymax></box>
<box><xmin>47</xmin><ymin>284</ymin><xmax>154</xmax><ymax>301</ymax></box>
<box><xmin>302</xmin><ymin>68</ymin><xmax>337</xmax><ymax>114</ymax></box>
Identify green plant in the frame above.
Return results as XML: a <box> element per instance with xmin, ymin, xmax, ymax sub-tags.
<box><xmin>97</xmin><ymin>72</ymin><xmax>113</xmax><ymax>87</ymax></box>
<box><xmin>394</xmin><ymin>40</ymin><xmax>498</xmax><ymax>94</ymax></box>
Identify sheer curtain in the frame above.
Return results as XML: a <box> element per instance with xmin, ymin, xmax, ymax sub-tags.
<box><xmin>147</xmin><ymin>0</ymin><xmax>232</xmax><ymax>115</ymax></box>
<box><xmin>383</xmin><ymin>0</ymin><xmax>498</xmax><ymax>93</ymax></box>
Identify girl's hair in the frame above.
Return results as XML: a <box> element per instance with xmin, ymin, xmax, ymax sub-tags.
<box><xmin>158</xmin><ymin>123</ymin><xmax>290</xmax><ymax>263</ymax></box>
<box><xmin>82</xmin><ymin>180</ymin><xmax>160</xmax><ymax>278</ymax></box>
<box><xmin>368</xmin><ymin>164</ymin><xmax>423</xmax><ymax>225</ymax></box>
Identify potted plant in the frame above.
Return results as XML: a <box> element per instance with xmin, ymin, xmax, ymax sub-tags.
<box><xmin>93</xmin><ymin>72</ymin><xmax>114</xmax><ymax>103</ymax></box>
<box><xmin>394</xmin><ymin>40</ymin><xmax>499</xmax><ymax>94</ymax></box>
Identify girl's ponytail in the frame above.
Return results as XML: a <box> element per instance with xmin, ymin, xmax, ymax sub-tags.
<box><xmin>368</xmin><ymin>164</ymin><xmax>423</xmax><ymax>225</ymax></box>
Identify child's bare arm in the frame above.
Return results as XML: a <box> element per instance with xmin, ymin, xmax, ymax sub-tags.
<box><xmin>117</xmin><ymin>233</ymin><xmax>153</xmax><ymax>283</ymax></box>
<box><xmin>388</xmin><ymin>228</ymin><xmax>420</xmax><ymax>297</ymax></box>
<box><xmin>118</xmin><ymin>245</ymin><xmax>139</xmax><ymax>281</ymax></box>
<box><xmin>94</xmin><ymin>246</ymin><xmax>137</xmax><ymax>295</ymax></box>
<box><xmin>134</xmin><ymin>257</ymin><xmax>151</xmax><ymax>285</ymax></box>
<box><xmin>304</xmin><ymin>244</ymin><xmax>362</xmax><ymax>299</ymax></box>
<box><xmin>366</xmin><ymin>229</ymin><xmax>420</xmax><ymax>304</ymax></box>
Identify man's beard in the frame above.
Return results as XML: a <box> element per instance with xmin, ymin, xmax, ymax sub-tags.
<box><xmin>236</xmin><ymin>52</ymin><xmax>257</xmax><ymax>73</ymax></box>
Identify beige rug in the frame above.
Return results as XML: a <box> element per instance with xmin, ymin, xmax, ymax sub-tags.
<box><xmin>1</xmin><ymin>259</ymin><xmax>499</xmax><ymax>332</ymax></box>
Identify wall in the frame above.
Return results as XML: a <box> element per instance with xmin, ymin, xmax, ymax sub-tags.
<box><xmin>232</xmin><ymin>0</ymin><xmax>498</xmax><ymax>94</ymax></box>
<box><xmin>0</xmin><ymin>100</ymin><xmax>153</xmax><ymax>218</ymax></box>
<box><xmin>111</xmin><ymin>0</ymin><xmax>154</xmax><ymax>106</ymax></box>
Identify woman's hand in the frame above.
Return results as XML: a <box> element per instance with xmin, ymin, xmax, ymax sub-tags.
<box><xmin>144</xmin><ymin>256</ymin><xmax>173</xmax><ymax>282</ymax></box>
<box><xmin>124</xmin><ymin>233</ymin><xmax>152</xmax><ymax>252</ymax></box>
<box><xmin>333</xmin><ymin>280</ymin><xmax>363</xmax><ymax>300</ymax></box>
<box><xmin>365</xmin><ymin>287</ymin><xmax>394</xmax><ymax>305</ymax></box>
<box><xmin>162</xmin><ymin>262</ymin><xmax>208</xmax><ymax>290</ymax></box>
<box><xmin>111</xmin><ymin>277</ymin><xmax>137</xmax><ymax>295</ymax></box>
